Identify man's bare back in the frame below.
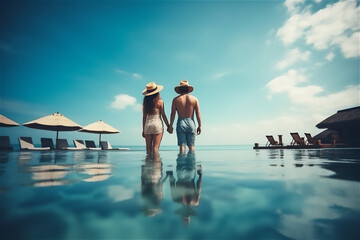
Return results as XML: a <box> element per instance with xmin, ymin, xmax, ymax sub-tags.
<box><xmin>169</xmin><ymin>93</ymin><xmax>201</xmax><ymax>135</ymax></box>
<box><xmin>172</xmin><ymin>94</ymin><xmax>198</xmax><ymax>119</ymax></box>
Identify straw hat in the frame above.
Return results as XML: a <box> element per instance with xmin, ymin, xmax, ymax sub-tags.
<box><xmin>142</xmin><ymin>82</ymin><xmax>164</xmax><ymax>96</ymax></box>
<box><xmin>175</xmin><ymin>80</ymin><xmax>194</xmax><ymax>94</ymax></box>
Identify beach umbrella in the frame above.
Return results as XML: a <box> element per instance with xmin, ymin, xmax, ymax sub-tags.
<box><xmin>79</xmin><ymin>120</ymin><xmax>119</xmax><ymax>147</ymax></box>
<box><xmin>23</xmin><ymin>112</ymin><xmax>82</xmax><ymax>143</ymax></box>
<box><xmin>0</xmin><ymin>114</ymin><xmax>19</xmax><ymax>127</ymax></box>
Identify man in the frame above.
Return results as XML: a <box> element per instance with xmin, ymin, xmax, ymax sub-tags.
<box><xmin>168</xmin><ymin>80</ymin><xmax>202</xmax><ymax>153</ymax></box>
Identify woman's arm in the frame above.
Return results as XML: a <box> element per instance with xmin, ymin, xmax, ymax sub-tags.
<box><xmin>142</xmin><ymin>108</ymin><xmax>146</xmax><ymax>138</ymax></box>
<box><xmin>160</xmin><ymin>101</ymin><xmax>170</xmax><ymax>128</ymax></box>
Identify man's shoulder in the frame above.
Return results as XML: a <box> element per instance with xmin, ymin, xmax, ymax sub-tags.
<box><xmin>187</xmin><ymin>94</ymin><xmax>198</xmax><ymax>102</ymax></box>
<box><xmin>173</xmin><ymin>94</ymin><xmax>198</xmax><ymax>102</ymax></box>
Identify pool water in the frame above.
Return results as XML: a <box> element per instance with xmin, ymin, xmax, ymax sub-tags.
<box><xmin>1</xmin><ymin>147</ymin><xmax>359</xmax><ymax>239</ymax></box>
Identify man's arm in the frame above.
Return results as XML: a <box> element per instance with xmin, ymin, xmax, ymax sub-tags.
<box><xmin>195</xmin><ymin>99</ymin><xmax>201</xmax><ymax>135</ymax></box>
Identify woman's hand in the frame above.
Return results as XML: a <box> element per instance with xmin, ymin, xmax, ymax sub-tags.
<box><xmin>167</xmin><ymin>126</ymin><xmax>173</xmax><ymax>134</ymax></box>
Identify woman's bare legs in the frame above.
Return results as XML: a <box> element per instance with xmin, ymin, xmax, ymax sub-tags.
<box><xmin>144</xmin><ymin>135</ymin><xmax>153</xmax><ymax>155</ymax></box>
<box><xmin>152</xmin><ymin>132</ymin><xmax>163</xmax><ymax>154</ymax></box>
<box><xmin>145</xmin><ymin>132</ymin><xmax>163</xmax><ymax>155</ymax></box>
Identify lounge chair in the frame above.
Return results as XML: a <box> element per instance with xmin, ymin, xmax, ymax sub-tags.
<box><xmin>19</xmin><ymin>137</ymin><xmax>50</xmax><ymax>150</ymax></box>
<box><xmin>304</xmin><ymin>133</ymin><xmax>316</xmax><ymax>145</ymax></box>
<box><xmin>265</xmin><ymin>135</ymin><xmax>282</xmax><ymax>147</ymax></box>
<box><xmin>100</xmin><ymin>141</ymin><xmax>129</xmax><ymax>150</ymax></box>
<box><xmin>56</xmin><ymin>139</ymin><xmax>81</xmax><ymax>150</ymax></box>
<box><xmin>0</xmin><ymin>136</ymin><xmax>13</xmax><ymax>150</ymax></box>
<box><xmin>73</xmin><ymin>139</ymin><xmax>87</xmax><ymax>149</ymax></box>
<box><xmin>85</xmin><ymin>140</ymin><xmax>101</xmax><ymax>150</ymax></box>
<box><xmin>290</xmin><ymin>133</ymin><xmax>306</xmax><ymax>146</ymax></box>
<box><xmin>41</xmin><ymin>138</ymin><xmax>55</xmax><ymax>150</ymax></box>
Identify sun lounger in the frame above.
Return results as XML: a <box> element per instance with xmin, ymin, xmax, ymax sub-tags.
<box><xmin>56</xmin><ymin>139</ymin><xmax>81</xmax><ymax>150</ymax></box>
<box><xmin>0</xmin><ymin>136</ymin><xmax>13</xmax><ymax>150</ymax></box>
<box><xmin>19</xmin><ymin>137</ymin><xmax>50</xmax><ymax>150</ymax></box>
<box><xmin>100</xmin><ymin>141</ymin><xmax>129</xmax><ymax>150</ymax></box>
<box><xmin>41</xmin><ymin>138</ymin><xmax>55</xmax><ymax>150</ymax></box>
<box><xmin>265</xmin><ymin>135</ymin><xmax>282</xmax><ymax>147</ymax></box>
<box><xmin>304</xmin><ymin>133</ymin><xmax>316</xmax><ymax>145</ymax></box>
<box><xmin>73</xmin><ymin>140</ymin><xmax>87</xmax><ymax>149</ymax></box>
<box><xmin>85</xmin><ymin>140</ymin><xmax>101</xmax><ymax>150</ymax></box>
<box><xmin>290</xmin><ymin>133</ymin><xmax>306</xmax><ymax>146</ymax></box>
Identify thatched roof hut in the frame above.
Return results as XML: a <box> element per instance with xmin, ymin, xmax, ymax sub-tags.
<box><xmin>313</xmin><ymin>129</ymin><xmax>339</xmax><ymax>144</ymax></box>
<box><xmin>316</xmin><ymin>106</ymin><xmax>360</xmax><ymax>147</ymax></box>
<box><xmin>316</xmin><ymin>106</ymin><xmax>360</xmax><ymax>130</ymax></box>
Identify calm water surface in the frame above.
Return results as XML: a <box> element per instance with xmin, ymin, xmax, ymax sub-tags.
<box><xmin>1</xmin><ymin>147</ymin><xmax>359</xmax><ymax>239</ymax></box>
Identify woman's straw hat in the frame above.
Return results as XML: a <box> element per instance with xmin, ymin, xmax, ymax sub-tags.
<box><xmin>142</xmin><ymin>82</ymin><xmax>163</xmax><ymax>96</ymax></box>
<box><xmin>174</xmin><ymin>80</ymin><xmax>194</xmax><ymax>94</ymax></box>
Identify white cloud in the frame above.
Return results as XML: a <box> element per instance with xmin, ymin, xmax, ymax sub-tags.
<box><xmin>277</xmin><ymin>1</ymin><xmax>360</xmax><ymax>58</ymax></box>
<box><xmin>211</xmin><ymin>70</ymin><xmax>235</xmax><ymax>80</ymax></box>
<box><xmin>284</xmin><ymin>0</ymin><xmax>305</xmax><ymax>13</ymax></box>
<box><xmin>339</xmin><ymin>31</ymin><xmax>360</xmax><ymax>58</ymax></box>
<box><xmin>115</xmin><ymin>69</ymin><xmax>143</xmax><ymax>79</ymax></box>
<box><xmin>132</xmin><ymin>73</ymin><xmax>142</xmax><ymax>79</ymax></box>
<box><xmin>276</xmin><ymin>48</ymin><xmax>311</xmax><ymax>69</ymax></box>
<box><xmin>110</xmin><ymin>94</ymin><xmax>140</xmax><ymax>111</ymax></box>
<box><xmin>325</xmin><ymin>52</ymin><xmax>335</xmax><ymax>61</ymax></box>
<box><xmin>277</xmin><ymin>13</ymin><xmax>310</xmax><ymax>44</ymax></box>
<box><xmin>200</xmin><ymin>115</ymin><xmax>322</xmax><ymax>146</ymax></box>
<box><xmin>267</xmin><ymin>69</ymin><xmax>360</xmax><ymax>113</ymax></box>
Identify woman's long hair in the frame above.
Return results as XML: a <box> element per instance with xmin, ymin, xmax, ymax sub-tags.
<box><xmin>143</xmin><ymin>93</ymin><xmax>160</xmax><ymax>115</ymax></box>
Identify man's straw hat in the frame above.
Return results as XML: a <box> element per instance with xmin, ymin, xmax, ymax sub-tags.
<box><xmin>142</xmin><ymin>82</ymin><xmax>163</xmax><ymax>96</ymax></box>
<box><xmin>174</xmin><ymin>80</ymin><xmax>194</xmax><ymax>94</ymax></box>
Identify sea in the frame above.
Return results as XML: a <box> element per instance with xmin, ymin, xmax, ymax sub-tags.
<box><xmin>1</xmin><ymin>145</ymin><xmax>359</xmax><ymax>239</ymax></box>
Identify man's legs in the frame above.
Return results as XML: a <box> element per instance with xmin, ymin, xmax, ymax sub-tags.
<box><xmin>188</xmin><ymin>145</ymin><xmax>195</xmax><ymax>152</ymax></box>
<box><xmin>179</xmin><ymin>145</ymin><xmax>186</xmax><ymax>154</ymax></box>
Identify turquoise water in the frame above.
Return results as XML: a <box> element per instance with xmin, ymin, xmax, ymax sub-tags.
<box><xmin>1</xmin><ymin>147</ymin><xmax>359</xmax><ymax>239</ymax></box>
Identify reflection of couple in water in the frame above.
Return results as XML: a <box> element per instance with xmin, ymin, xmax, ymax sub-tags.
<box><xmin>140</xmin><ymin>152</ymin><xmax>202</xmax><ymax>224</ymax></box>
<box><xmin>141</xmin><ymin>153</ymin><xmax>168</xmax><ymax>217</ymax></box>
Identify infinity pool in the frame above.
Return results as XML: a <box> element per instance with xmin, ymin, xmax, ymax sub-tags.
<box><xmin>1</xmin><ymin>147</ymin><xmax>359</xmax><ymax>239</ymax></box>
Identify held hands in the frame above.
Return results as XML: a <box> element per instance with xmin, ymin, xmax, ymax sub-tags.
<box><xmin>167</xmin><ymin>126</ymin><xmax>173</xmax><ymax>134</ymax></box>
<box><xmin>166</xmin><ymin>125</ymin><xmax>200</xmax><ymax>134</ymax></box>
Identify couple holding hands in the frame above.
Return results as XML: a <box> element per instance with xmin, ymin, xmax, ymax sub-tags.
<box><xmin>142</xmin><ymin>80</ymin><xmax>202</xmax><ymax>155</ymax></box>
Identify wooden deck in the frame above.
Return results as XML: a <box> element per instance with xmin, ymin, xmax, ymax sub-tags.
<box><xmin>253</xmin><ymin>143</ymin><xmax>345</xmax><ymax>150</ymax></box>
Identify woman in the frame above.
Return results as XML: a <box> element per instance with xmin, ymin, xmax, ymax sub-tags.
<box><xmin>142</xmin><ymin>82</ymin><xmax>170</xmax><ymax>155</ymax></box>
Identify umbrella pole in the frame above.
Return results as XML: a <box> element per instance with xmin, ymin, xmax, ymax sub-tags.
<box><xmin>99</xmin><ymin>133</ymin><xmax>102</xmax><ymax>148</ymax></box>
<box><xmin>56</xmin><ymin>131</ymin><xmax>59</xmax><ymax>149</ymax></box>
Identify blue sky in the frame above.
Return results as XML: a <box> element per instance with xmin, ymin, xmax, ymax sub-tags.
<box><xmin>1</xmin><ymin>0</ymin><xmax>359</xmax><ymax>146</ymax></box>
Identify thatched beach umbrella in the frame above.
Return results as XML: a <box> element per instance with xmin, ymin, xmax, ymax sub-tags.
<box><xmin>23</xmin><ymin>112</ymin><xmax>82</xmax><ymax>146</ymax></box>
<box><xmin>79</xmin><ymin>120</ymin><xmax>119</xmax><ymax>147</ymax></box>
<box><xmin>0</xmin><ymin>114</ymin><xmax>19</xmax><ymax>127</ymax></box>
